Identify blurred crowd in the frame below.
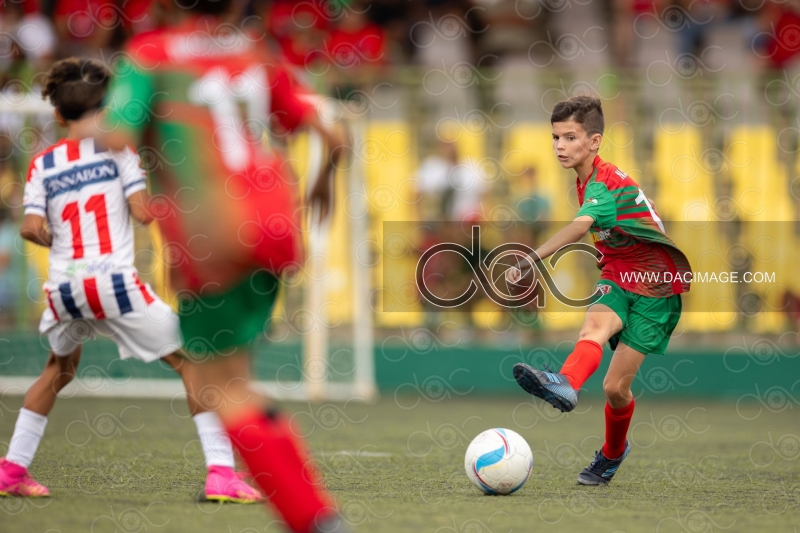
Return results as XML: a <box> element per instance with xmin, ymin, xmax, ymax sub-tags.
<box><xmin>1</xmin><ymin>0</ymin><xmax>799</xmax><ymax>84</ymax></box>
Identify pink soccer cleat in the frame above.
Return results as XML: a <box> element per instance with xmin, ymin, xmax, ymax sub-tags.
<box><xmin>0</xmin><ymin>458</ymin><xmax>50</xmax><ymax>497</ymax></box>
<box><xmin>204</xmin><ymin>465</ymin><xmax>263</xmax><ymax>503</ymax></box>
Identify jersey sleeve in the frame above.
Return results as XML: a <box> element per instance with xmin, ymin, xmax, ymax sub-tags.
<box><xmin>23</xmin><ymin>159</ymin><xmax>46</xmax><ymax>217</ymax></box>
<box><xmin>115</xmin><ymin>147</ymin><xmax>148</xmax><ymax>198</ymax></box>
<box><xmin>103</xmin><ymin>57</ymin><xmax>155</xmax><ymax>145</ymax></box>
<box><xmin>269</xmin><ymin>66</ymin><xmax>314</xmax><ymax>132</ymax></box>
<box><xmin>576</xmin><ymin>181</ymin><xmax>616</xmax><ymax>228</ymax></box>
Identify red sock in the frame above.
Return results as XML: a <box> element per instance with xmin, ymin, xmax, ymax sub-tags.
<box><xmin>225</xmin><ymin>409</ymin><xmax>333</xmax><ymax>533</ymax></box>
<box><xmin>602</xmin><ymin>399</ymin><xmax>635</xmax><ymax>459</ymax></box>
<box><xmin>559</xmin><ymin>339</ymin><xmax>603</xmax><ymax>389</ymax></box>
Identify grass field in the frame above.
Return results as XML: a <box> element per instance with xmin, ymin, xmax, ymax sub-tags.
<box><xmin>1</xmin><ymin>394</ymin><xmax>798</xmax><ymax>533</ymax></box>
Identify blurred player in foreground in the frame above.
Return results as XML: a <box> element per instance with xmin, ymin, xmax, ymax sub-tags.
<box><xmin>77</xmin><ymin>1</ymin><xmax>349</xmax><ymax>532</ymax></box>
<box><xmin>0</xmin><ymin>58</ymin><xmax>262</xmax><ymax>503</ymax></box>
<box><xmin>512</xmin><ymin>96</ymin><xmax>691</xmax><ymax>485</ymax></box>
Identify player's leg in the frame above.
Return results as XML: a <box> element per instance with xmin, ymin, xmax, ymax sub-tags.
<box><xmin>187</xmin><ymin>352</ymin><xmax>345</xmax><ymax>532</ymax></box>
<box><xmin>1</xmin><ymin>325</ymin><xmax>83</xmax><ymax>497</ymax></box>
<box><xmin>514</xmin><ymin>281</ymin><xmax>627</xmax><ymax>411</ymax></box>
<box><xmin>603</xmin><ymin>340</ymin><xmax>644</xmax><ymax>409</ymax></box>
<box><xmin>178</xmin><ymin>270</ymin><xmax>345</xmax><ymax>533</ymax></box>
<box><xmin>576</xmin><ymin>292</ymin><xmax>682</xmax><ymax>485</ymax></box>
<box><xmin>601</xmin><ymin>340</ymin><xmax>643</xmax><ymax>454</ymax></box>
<box><xmin>576</xmin><ymin>340</ymin><xmax>644</xmax><ymax>485</ymax></box>
<box><xmin>561</xmin><ymin>302</ymin><xmax>623</xmax><ymax>387</ymax></box>
<box><xmin>97</xmin><ymin>274</ymin><xmax>263</xmax><ymax>504</ymax></box>
<box><xmin>160</xmin><ymin>353</ymin><xmax>262</xmax><ymax>503</ymax></box>
<box><xmin>21</xmin><ymin>346</ymin><xmax>82</xmax><ymax>415</ymax></box>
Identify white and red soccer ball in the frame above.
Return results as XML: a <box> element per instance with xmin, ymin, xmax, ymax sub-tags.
<box><xmin>464</xmin><ymin>428</ymin><xmax>533</xmax><ymax>495</ymax></box>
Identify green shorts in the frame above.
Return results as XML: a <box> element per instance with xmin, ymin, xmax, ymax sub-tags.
<box><xmin>178</xmin><ymin>270</ymin><xmax>280</xmax><ymax>358</ymax></box>
<box><xmin>590</xmin><ymin>280</ymin><xmax>682</xmax><ymax>355</ymax></box>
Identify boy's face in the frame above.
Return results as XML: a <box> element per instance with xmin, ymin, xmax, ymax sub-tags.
<box><xmin>551</xmin><ymin>120</ymin><xmax>601</xmax><ymax>170</ymax></box>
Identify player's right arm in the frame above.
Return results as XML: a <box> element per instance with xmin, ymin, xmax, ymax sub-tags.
<box><xmin>20</xmin><ymin>157</ymin><xmax>52</xmax><ymax>247</ymax></box>
<box><xmin>532</xmin><ymin>216</ymin><xmax>593</xmax><ymax>261</ymax></box>
<box><xmin>19</xmin><ymin>214</ymin><xmax>52</xmax><ymax>248</ymax></box>
<box><xmin>531</xmin><ymin>180</ymin><xmax>616</xmax><ymax>261</ymax></box>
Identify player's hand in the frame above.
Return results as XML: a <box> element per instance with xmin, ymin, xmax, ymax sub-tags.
<box><xmin>308</xmin><ymin>167</ymin><xmax>334</xmax><ymax>224</ymax></box>
<box><xmin>505</xmin><ymin>266</ymin><xmax>522</xmax><ymax>284</ymax></box>
<box><xmin>307</xmin><ymin>124</ymin><xmax>348</xmax><ymax>224</ymax></box>
<box><xmin>504</xmin><ymin>258</ymin><xmax>537</xmax><ymax>298</ymax></box>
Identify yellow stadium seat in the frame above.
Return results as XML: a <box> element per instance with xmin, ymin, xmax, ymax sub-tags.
<box><xmin>725</xmin><ymin>126</ymin><xmax>796</xmax><ymax>332</ymax></box>
<box><xmin>651</xmin><ymin>126</ymin><xmax>739</xmax><ymax>331</ymax></box>
<box><xmin>726</xmin><ymin>126</ymin><xmax>788</xmax><ymax>221</ymax></box>
<box><xmin>362</xmin><ymin>121</ymin><xmax>424</xmax><ymax>327</ymax></box>
<box><xmin>740</xmin><ymin>204</ymin><xmax>796</xmax><ymax>334</ymax></box>
<box><xmin>653</xmin><ymin>125</ymin><xmax>715</xmax><ymax>221</ymax></box>
<box><xmin>672</xmin><ymin>210</ymin><xmax>737</xmax><ymax>331</ymax></box>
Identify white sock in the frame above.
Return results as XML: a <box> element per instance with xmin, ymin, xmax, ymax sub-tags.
<box><xmin>6</xmin><ymin>408</ymin><xmax>48</xmax><ymax>469</ymax></box>
<box><xmin>192</xmin><ymin>412</ymin><xmax>235</xmax><ymax>469</ymax></box>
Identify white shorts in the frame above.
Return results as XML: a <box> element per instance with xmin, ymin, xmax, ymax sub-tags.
<box><xmin>40</xmin><ymin>269</ymin><xmax>181</xmax><ymax>362</ymax></box>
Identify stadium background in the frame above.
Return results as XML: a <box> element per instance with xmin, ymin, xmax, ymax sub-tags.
<box><xmin>1</xmin><ymin>2</ymin><xmax>800</xmax><ymax>533</ymax></box>
<box><xmin>1</xmin><ymin>0</ymin><xmax>799</xmax><ymax>397</ymax></box>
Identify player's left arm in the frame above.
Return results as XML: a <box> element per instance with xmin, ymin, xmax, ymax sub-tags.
<box><xmin>302</xmin><ymin>111</ymin><xmax>348</xmax><ymax>223</ymax></box>
<box><xmin>270</xmin><ymin>67</ymin><xmax>348</xmax><ymax>222</ymax></box>
<box><xmin>127</xmin><ymin>190</ymin><xmax>153</xmax><ymax>225</ymax></box>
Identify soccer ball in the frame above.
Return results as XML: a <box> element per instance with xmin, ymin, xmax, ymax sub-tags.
<box><xmin>464</xmin><ymin>428</ymin><xmax>533</xmax><ymax>495</ymax></box>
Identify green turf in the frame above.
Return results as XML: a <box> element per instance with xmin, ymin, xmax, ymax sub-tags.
<box><xmin>1</xmin><ymin>395</ymin><xmax>798</xmax><ymax>532</ymax></box>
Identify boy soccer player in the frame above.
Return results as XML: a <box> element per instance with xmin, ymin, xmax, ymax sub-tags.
<box><xmin>513</xmin><ymin>96</ymin><xmax>691</xmax><ymax>485</ymax></box>
<box><xmin>0</xmin><ymin>58</ymin><xmax>262</xmax><ymax>504</ymax></box>
<box><xmin>78</xmin><ymin>2</ymin><xmax>350</xmax><ymax>532</ymax></box>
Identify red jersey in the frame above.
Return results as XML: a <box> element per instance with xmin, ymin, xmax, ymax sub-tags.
<box><xmin>576</xmin><ymin>156</ymin><xmax>692</xmax><ymax>298</ymax></box>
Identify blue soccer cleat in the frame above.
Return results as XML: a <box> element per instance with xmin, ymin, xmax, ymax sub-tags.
<box><xmin>513</xmin><ymin>363</ymin><xmax>579</xmax><ymax>412</ymax></box>
<box><xmin>577</xmin><ymin>440</ymin><xmax>631</xmax><ymax>485</ymax></box>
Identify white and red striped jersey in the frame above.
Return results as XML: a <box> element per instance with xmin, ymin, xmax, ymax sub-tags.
<box><xmin>23</xmin><ymin>137</ymin><xmax>147</xmax><ymax>283</ymax></box>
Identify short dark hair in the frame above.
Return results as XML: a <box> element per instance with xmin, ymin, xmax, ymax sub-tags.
<box><xmin>174</xmin><ymin>0</ymin><xmax>233</xmax><ymax>14</ymax></box>
<box><xmin>41</xmin><ymin>58</ymin><xmax>110</xmax><ymax>121</ymax></box>
<box><xmin>550</xmin><ymin>96</ymin><xmax>604</xmax><ymax>136</ymax></box>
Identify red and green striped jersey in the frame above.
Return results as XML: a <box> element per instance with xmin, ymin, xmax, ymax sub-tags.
<box><xmin>575</xmin><ymin>156</ymin><xmax>691</xmax><ymax>298</ymax></box>
<box><xmin>103</xmin><ymin>15</ymin><xmax>312</xmax><ymax>291</ymax></box>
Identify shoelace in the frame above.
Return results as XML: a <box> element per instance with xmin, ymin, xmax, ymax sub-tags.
<box><xmin>543</xmin><ymin>363</ymin><xmax>555</xmax><ymax>374</ymax></box>
<box><xmin>587</xmin><ymin>450</ymin><xmax>605</xmax><ymax>471</ymax></box>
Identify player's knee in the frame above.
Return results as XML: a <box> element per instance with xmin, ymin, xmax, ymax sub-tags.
<box><xmin>51</xmin><ymin>350</ymin><xmax>80</xmax><ymax>389</ymax></box>
<box><xmin>578</xmin><ymin>318</ymin><xmax>606</xmax><ymax>340</ymax></box>
<box><xmin>602</xmin><ymin>379</ymin><xmax>628</xmax><ymax>405</ymax></box>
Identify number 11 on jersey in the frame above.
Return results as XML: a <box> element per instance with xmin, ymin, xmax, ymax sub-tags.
<box><xmin>61</xmin><ymin>193</ymin><xmax>112</xmax><ymax>259</ymax></box>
